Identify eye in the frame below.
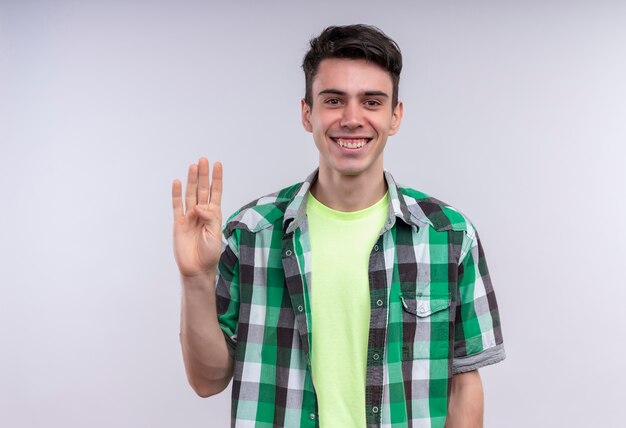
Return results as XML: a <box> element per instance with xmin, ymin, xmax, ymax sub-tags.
<box><xmin>365</xmin><ymin>99</ymin><xmax>382</xmax><ymax>107</ymax></box>
<box><xmin>325</xmin><ymin>98</ymin><xmax>341</xmax><ymax>105</ymax></box>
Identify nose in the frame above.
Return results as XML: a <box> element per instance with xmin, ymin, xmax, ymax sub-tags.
<box><xmin>340</xmin><ymin>101</ymin><xmax>363</xmax><ymax>129</ymax></box>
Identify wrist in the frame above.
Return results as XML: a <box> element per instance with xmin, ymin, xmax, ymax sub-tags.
<box><xmin>180</xmin><ymin>269</ymin><xmax>217</xmax><ymax>290</ymax></box>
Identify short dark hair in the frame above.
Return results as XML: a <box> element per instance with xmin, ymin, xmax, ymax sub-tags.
<box><xmin>302</xmin><ymin>24</ymin><xmax>402</xmax><ymax>108</ymax></box>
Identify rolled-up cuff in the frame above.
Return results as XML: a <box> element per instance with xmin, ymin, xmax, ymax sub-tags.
<box><xmin>452</xmin><ymin>343</ymin><xmax>506</xmax><ymax>374</ymax></box>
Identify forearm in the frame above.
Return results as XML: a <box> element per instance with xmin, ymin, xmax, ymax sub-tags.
<box><xmin>445</xmin><ymin>370</ymin><xmax>484</xmax><ymax>428</ymax></box>
<box><xmin>180</xmin><ymin>270</ymin><xmax>234</xmax><ymax>397</ymax></box>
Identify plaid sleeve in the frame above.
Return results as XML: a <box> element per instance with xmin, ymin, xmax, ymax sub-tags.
<box><xmin>215</xmin><ymin>228</ymin><xmax>241</xmax><ymax>360</ymax></box>
<box><xmin>452</xmin><ymin>225</ymin><xmax>505</xmax><ymax>374</ymax></box>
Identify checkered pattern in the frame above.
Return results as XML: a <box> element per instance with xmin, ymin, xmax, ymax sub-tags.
<box><xmin>215</xmin><ymin>169</ymin><xmax>505</xmax><ymax>427</ymax></box>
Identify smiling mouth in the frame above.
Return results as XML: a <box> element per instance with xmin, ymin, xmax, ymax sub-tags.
<box><xmin>332</xmin><ymin>137</ymin><xmax>371</xmax><ymax>149</ymax></box>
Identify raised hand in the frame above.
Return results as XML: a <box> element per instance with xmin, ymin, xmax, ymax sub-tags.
<box><xmin>172</xmin><ymin>158</ymin><xmax>223</xmax><ymax>278</ymax></box>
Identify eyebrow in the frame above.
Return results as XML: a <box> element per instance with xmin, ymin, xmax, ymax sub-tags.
<box><xmin>317</xmin><ymin>89</ymin><xmax>389</xmax><ymax>98</ymax></box>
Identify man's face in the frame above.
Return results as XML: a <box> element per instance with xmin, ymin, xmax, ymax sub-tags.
<box><xmin>301</xmin><ymin>58</ymin><xmax>403</xmax><ymax>179</ymax></box>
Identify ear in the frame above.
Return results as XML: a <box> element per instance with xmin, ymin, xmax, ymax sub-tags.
<box><xmin>388</xmin><ymin>101</ymin><xmax>404</xmax><ymax>136</ymax></box>
<box><xmin>301</xmin><ymin>98</ymin><xmax>313</xmax><ymax>133</ymax></box>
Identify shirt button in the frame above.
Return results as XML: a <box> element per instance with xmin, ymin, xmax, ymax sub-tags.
<box><xmin>376</xmin><ymin>299</ymin><xmax>383</xmax><ymax>307</ymax></box>
<box><xmin>372</xmin><ymin>353</ymin><xmax>380</xmax><ymax>361</ymax></box>
<box><xmin>309</xmin><ymin>413</ymin><xmax>316</xmax><ymax>420</ymax></box>
<box><xmin>374</xmin><ymin>245</ymin><xmax>379</xmax><ymax>251</ymax></box>
<box><xmin>372</xmin><ymin>406</ymin><xmax>379</xmax><ymax>414</ymax></box>
<box><xmin>417</xmin><ymin>306</ymin><xmax>427</xmax><ymax>314</ymax></box>
<box><xmin>297</xmin><ymin>305</ymin><xmax>304</xmax><ymax>312</ymax></box>
<box><xmin>285</xmin><ymin>249</ymin><xmax>292</xmax><ymax>256</ymax></box>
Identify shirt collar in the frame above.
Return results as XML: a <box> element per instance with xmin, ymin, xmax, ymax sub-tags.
<box><xmin>283</xmin><ymin>169</ymin><xmax>434</xmax><ymax>235</ymax></box>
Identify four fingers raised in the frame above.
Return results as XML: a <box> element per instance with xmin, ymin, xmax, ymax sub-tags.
<box><xmin>173</xmin><ymin>158</ymin><xmax>223</xmax><ymax>219</ymax></box>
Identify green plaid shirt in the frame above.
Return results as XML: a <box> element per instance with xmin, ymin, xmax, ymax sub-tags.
<box><xmin>216</xmin><ymin>169</ymin><xmax>505</xmax><ymax>428</ymax></box>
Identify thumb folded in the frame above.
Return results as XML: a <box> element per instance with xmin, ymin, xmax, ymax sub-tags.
<box><xmin>193</xmin><ymin>205</ymin><xmax>213</xmax><ymax>223</ymax></box>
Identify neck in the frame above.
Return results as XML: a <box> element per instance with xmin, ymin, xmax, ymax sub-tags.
<box><xmin>311</xmin><ymin>163</ymin><xmax>387</xmax><ymax>212</ymax></box>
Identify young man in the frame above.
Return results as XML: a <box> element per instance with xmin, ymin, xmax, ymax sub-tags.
<box><xmin>172</xmin><ymin>25</ymin><xmax>505</xmax><ymax>428</ymax></box>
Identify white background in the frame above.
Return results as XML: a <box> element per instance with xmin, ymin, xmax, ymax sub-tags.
<box><xmin>1</xmin><ymin>0</ymin><xmax>625</xmax><ymax>426</ymax></box>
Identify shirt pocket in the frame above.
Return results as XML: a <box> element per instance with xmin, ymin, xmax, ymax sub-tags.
<box><xmin>399</xmin><ymin>291</ymin><xmax>452</xmax><ymax>360</ymax></box>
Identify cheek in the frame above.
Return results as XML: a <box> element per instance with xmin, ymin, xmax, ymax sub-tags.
<box><xmin>311</xmin><ymin>126</ymin><xmax>327</xmax><ymax>145</ymax></box>
<box><xmin>311</xmin><ymin>120</ymin><xmax>332</xmax><ymax>139</ymax></box>
<box><xmin>377</xmin><ymin>116</ymin><xmax>396</xmax><ymax>135</ymax></box>
<box><xmin>313</xmin><ymin>110</ymin><xmax>340</xmax><ymax>128</ymax></box>
<box><xmin>313</xmin><ymin>136</ymin><xmax>328</xmax><ymax>156</ymax></box>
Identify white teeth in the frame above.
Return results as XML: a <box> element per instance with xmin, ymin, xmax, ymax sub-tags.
<box><xmin>335</xmin><ymin>138</ymin><xmax>368</xmax><ymax>148</ymax></box>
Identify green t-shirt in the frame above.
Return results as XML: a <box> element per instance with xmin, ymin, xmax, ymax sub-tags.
<box><xmin>306</xmin><ymin>191</ymin><xmax>389</xmax><ymax>427</ymax></box>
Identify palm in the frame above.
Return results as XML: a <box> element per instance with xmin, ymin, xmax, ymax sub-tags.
<box><xmin>172</xmin><ymin>158</ymin><xmax>223</xmax><ymax>277</ymax></box>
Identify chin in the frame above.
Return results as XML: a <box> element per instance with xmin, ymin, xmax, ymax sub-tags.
<box><xmin>333</xmin><ymin>165</ymin><xmax>370</xmax><ymax>177</ymax></box>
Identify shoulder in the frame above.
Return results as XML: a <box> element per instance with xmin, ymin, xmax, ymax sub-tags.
<box><xmin>396</xmin><ymin>182</ymin><xmax>482</xmax><ymax>263</ymax></box>
<box><xmin>397</xmin><ymin>183</ymin><xmax>477</xmax><ymax>238</ymax></box>
<box><xmin>222</xmin><ymin>181</ymin><xmax>304</xmax><ymax>238</ymax></box>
